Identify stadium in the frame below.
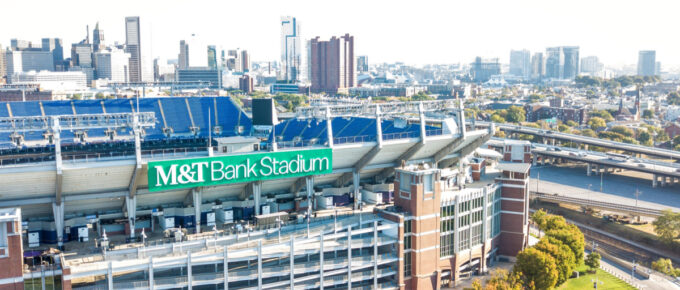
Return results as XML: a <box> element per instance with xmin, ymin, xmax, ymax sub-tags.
<box><xmin>0</xmin><ymin>96</ymin><xmax>530</xmax><ymax>289</ymax></box>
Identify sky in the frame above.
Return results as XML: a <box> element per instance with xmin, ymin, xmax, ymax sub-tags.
<box><xmin>2</xmin><ymin>0</ymin><xmax>680</xmax><ymax>68</ymax></box>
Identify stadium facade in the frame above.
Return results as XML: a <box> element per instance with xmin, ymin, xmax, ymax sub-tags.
<box><xmin>0</xmin><ymin>97</ymin><xmax>530</xmax><ymax>289</ymax></box>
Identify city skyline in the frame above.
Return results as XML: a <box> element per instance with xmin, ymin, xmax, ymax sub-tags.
<box><xmin>1</xmin><ymin>0</ymin><xmax>679</xmax><ymax>69</ymax></box>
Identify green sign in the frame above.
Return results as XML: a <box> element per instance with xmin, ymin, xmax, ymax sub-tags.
<box><xmin>147</xmin><ymin>148</ymin><xmax>333</xmax><ymax>192</ymax></box>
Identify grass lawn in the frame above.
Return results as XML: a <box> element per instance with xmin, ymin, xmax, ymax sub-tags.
<box><xmin>558</xmin><ymin>265</ymin><xmax>636</xmax><ymax>290</ymax></box>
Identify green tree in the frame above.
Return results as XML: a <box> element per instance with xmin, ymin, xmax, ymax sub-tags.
<box><xmin>513</xmin><ymin>247</ymin><xmax>559</xmax><ymax>290</ymax></box>
<box><xmin>652</xmin><ymin>209</ymin><xmax>680</xmax><ymax>244</ymax></box>
<box><xmin>637</xmin><ymin>131</ymin><xmax>653</xmax><ymax>146</ymax></box>
<box><xmin>491</xmin><ymin>114</ymin><xmax>506</xmax><ymax>123</ymax></box>
<box><xmin>585</xmin><ymin>252</ymin><xmax>601</xmax><ymax>272</ymax></box>
<box><xmin>565</xmin><ymin>120</ymin><xmax>578</xmax><ymax>127</ymax></box>
<box><xmin>95</xmin><ymin>92</ymin><xmax>105</xmax><ymax>99</ymax></box>
<box><xmin>588</xmin><ymin>117</ymin><xmax>607</xmax><ymax>130</ymax></box>
<box><xmin>531</xmin><ymin>209</ymin><xmax>548</xmax><ymax>229</ymax></box>
<box><xmin>581</xmin><ymin>129</ymin><xmax>597</xmax><ymax>138</ymax></box>
<box><xmin>651</xmin><ymin>258</ymin><xmax>675</xmax><ymax>276</ymax></box>
<box><xmin>610</xmin><ymin>126</ymin><xmax>634</xmax><ymax>137</ymax></box>
<box><xmin>411</xmin><ymin>91</ymin><xmax>434</xmax><ymax>101</ymax></box>
<box><xmin>535</xmin><ymin>239</ymin><xmax>576</xmax><ymax>285</ymax></box>
<box><xmin>506</xmin><ymin>106</ymin><xmax>526</xmax><ymax>123</ymax></box>
<box><xmin>589</xmin><ymin>110</ymin><xmax>614</xmax><ymax>122</ymax></box>
<box><xmin>557</xmin><ymin>124</ymin><xmax>570</xmax><ymax>133</ymax></box>
<box><xmin>643</xmin><ymin>109</ymin><xmax>655</xmax><ymax>119</ymax></box>
<box><xmin>668</xmin><ymin>92</ymin><xmax>680</xmax><ymax>106</ymax></box>
<box><xmin>545</xmin><ymin>224</ymin><xmax>585</xmax><ymax>262</ymax></box>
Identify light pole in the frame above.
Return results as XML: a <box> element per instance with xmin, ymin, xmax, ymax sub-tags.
<box><xmin>276</xmin><ymin>217</ymin><xmax>282</xmax><ymax>243</ymax></box>
<box><xmin>334</xmin><ymin>209</ymin><xmax>338</xmax><ymax>233</ymax></box>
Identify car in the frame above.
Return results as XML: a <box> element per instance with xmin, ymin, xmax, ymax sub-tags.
<box><xmin>547</xmin><ymin>130</ymin><xmax>554</xmax><ymax>134</ymax></box>
<box><xmin>637</xmin><ymin>164</ymin><xmax>646</xmax><ymax>168</ymax></box>
<box><xmin>578</xmin><ymin>152</ymin><xmax>587</xmax><ymax>157</ymax></box>
<box><xmin>554</xmin><ymin>147</ymin><xmax>562</xmax><ymax>151</ymax></box>
<box><xmin>569</xmin><ymin>152</ymin><xmax>578</xmax><ymax>156</ymax></box>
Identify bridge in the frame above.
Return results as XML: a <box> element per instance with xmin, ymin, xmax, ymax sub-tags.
<box><xmin>473</xmin><ymin>121</ymin><xmax>680</xmax><ymax>160</ymax></box>
<box><xmin>530</xmin><ymin>191</ymin><xmax>668</xmax><ymax>217</ymax></box>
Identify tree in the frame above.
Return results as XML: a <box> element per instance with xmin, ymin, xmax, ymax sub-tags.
<box><xmin>668</xmin><ymin>92</ymin><xmax>680</xmax><ymax>106</ymax></box>
<box><xmin>588</xmin><ymin>117</ymin><xmax>607</xmax><ymax>130</ymax></box>
<box><xmin>545</xmin><ymin>224</ymin><xmax>585</xmax><ymax>262</ymax></box>
<box><xmin>506</xmin><ymin>106</ymin><xmax>526</xmax><ymax>123</ymax></box>
<box><xmin>411</xmin><ymin>91</ymin><xmax>435</xmax><ymax>101</ymax></box>
<box><xmin>610</xmin><ymin>126</ymin><xmax>634</xmax><ymax>137</ymax></box>
<box><xmin>585</xmin><ymin>252</ymin><xmax>601</xmax><ymax>272</ymax></box>
<box><xmin>531</xmin><ymin>209</ymin><xmax>548</xmax><ymax>229</ymax></box>
<box><xmin>652</xmin><ymin>258</ymin><xmax>675</xmax><ymax>275</ymax></box>
<box><xmin>581</xmin><ymin>129</ymin><xmax>597</xmax><ymax>138</ymax></box>
<box><xmin>643</xmin><ymin>109</ymin><xmax>655</xmax><ymax>119</ymax></box>
<box><xmin>652</xmin><ymin>209</ymin><xmax>680</xmax><ymax>244</ymax></box>
<box><xmin>513</xmin><ymin>247</ymin><xmax>559</xmax><ymax>290</ymax></box>
<box><xmin>482</xmin><ymin>269</ymin><xmax>523</xmax><ymax>290</ymax></box>
<box><xmin>565</xmin><ymin>120</ymin><xmax>578</xmax><ymax>127</ymax></box>
<box><xmin>558</xmin><ymin>124</ymin><xmax>570</xmax><ymax>133</ymax></box>
<box><xmin>637</xmin><ymin>131</ymin><xmax>653</xmax><ymax>146</ymax></box>
<box><xmin>95</xmin><ymin>92</ymin><xmax>105</xmax><ymax>99</ymax></box>
<box><xmin>535</xmin><ymin>239</ymin><xmax>576</xmax><ymax>285</ymax></box>
<box><xmin>491</xmin><ymin>114</ymin><xmax>506</xmax><ymax>123</ymax></box>
<box><xmin>589</xmin><ymin>110</ymin><xmax>614</xmax><ymax>122</ymax></box>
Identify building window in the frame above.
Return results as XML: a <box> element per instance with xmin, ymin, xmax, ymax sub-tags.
<box><xmin>0</xmin><ymin>223</ymin><xmax>7</xmax><ymax>249</ymax></box>
<box><xmin>404</xmin><ymin>235</ymin><xmax>412</xmax><ymax>250</ymax></box>
<box><xmin>399</xmin><ymin>173</ymin><xmax>411</xmax><ymax>192</ymax></box>
<box><xmin>404</xmin><ymin>220</ymin><xmax>412</xmax><ymax>234</ymax></box>
<box><xmin>404</xmin><ymin>253</ymin><xmax>412</xmax><ymax>277</ymax></box>
<box><xmin>424</xmin><ymin>174</ymin><xmax>433</xmax><ymax>192</ymax></box>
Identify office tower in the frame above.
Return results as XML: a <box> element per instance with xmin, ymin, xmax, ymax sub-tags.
<box><xmin>470</xmin><ymin>57</ymin><xmax>501</xmax><ymax>83</ymax></box>
<box><xmin>241</xmin><ymin>50</ymin><xmax>250</xmax><ymax>72</ymax></box>
<box><xmin>509</xmin><ymin>49</ymin><xmax>531</xmax><ymax>80</ymax></box>
<box><xmin>154</xmin><ymin>58</ymin><xmax>175</xmax><ymax>82</ymax></box>
<box><xmin>562</xmin><ymin>46</ymin><xmax>579</xmax><ymax>79</ymax></box>
<box><xmin>239</xmin><ymin>74</ymin><xmax>254</xmax><ymax>94</ymax></box>
<box><xmin>309</xmin><ymin>34</ymin><xmax>356</xmax><ymax>94</ymax></box>
<box><xmin>580</xmin><ymin>56</ymin><xmax>603</xmax><ymax>74</ymax></box>
<box><xmin>357</xmin><ymin>55</ymin><xmax>368</xmax><ymax>72</ymax></box>
<box><xmin>41</xmin><ymin>38</ymin><xmax>64</xmax><ymax>71</ymax></box>
<box><xmin>655</xmin><ymin>62</ymin><xmax>661</xmax><ymax>75</ymax></box>
<box><xmin>637</xmin><ymin>50</ymin><xmax>656</xmax><ymax>76</ymax></box>
<box><xmin>94</xmin><ymin>48</ymin><xmax>130</xmax><ymax>82</ymax></box>
<box><xmin>0</xmin><ymin>44</ymin><xmax>6</xmax><ymax>83</ymax></box>
<box><xmin>10</xmin><ymin>70</ymin><xmax>87</xmax><ymax>90</ymax></box>
<box><xmin>92</xmin><ymin>22</ymin><xmax>105</xmax><ymax>51</ymax></box>
<box><xmin>10</xmin><ymin>39</ymin><xmax>32</xmax><ymax>50</ymax></box>
<box><xmin>531</xmin><ymin>52</ymin><xmax>545</xmax><ymax>79</ymax></box>
<box><xmin>545</xmin><ymin>47</ymin><xmax>564</xmax><ymax>79</ymax></box>
<box><xmin>5</xmin><ymin>50</ymin><xmax>54</xmax><ymax>82</ymax></box>
<box><xmin>207</xmin><ymin>45</ymin><xmax>217</xmax><ymax>69</ymax></box>
<box><xmin>178</xmin><ymin>40</ymin><xmax>189</xmax><ymax>69</ymax></box>
<box><xmin>125</xmin><ymin>16</ymin><xmax>142</xmax><ymax>82</ymax></box>
<box><xmin>280</xmin><ymin>16</ymin><xmax>302</xmax><ymax>82</ymax></box>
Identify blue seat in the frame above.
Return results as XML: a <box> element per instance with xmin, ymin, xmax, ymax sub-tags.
<box><xmin>160</xmin><ymin>98</ymin><xmax>193</xmax><ymax>134</ymax></box>
<box><xmin>42</xmin><ymin>101</ymin><xmax>74</xmax><ymax>116</ymax></box>
<box><xmin>75</xmin><ymin>100</ymin><xmax>104</xmax><ymax>115</ymax></box>
<box><xmin>9</xmin><ymin>102</ymin><xmax>42</xmax><ymax>117</ymax></box>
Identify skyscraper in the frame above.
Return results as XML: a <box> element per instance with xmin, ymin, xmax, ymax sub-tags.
<box><xmin>178</xmin><ymin>40</ymin><xmax>189</xmax><ymax>69</ymax></box>
<box><xmin>637</xmin><ymin>50</ymin><xmax>656</xmax><ymax>76</ymax></box>
<box><xmin>531</xmin><ymin>52</ymin><xmax>545</xmax><ymax>80</ymax></box>
<box><xmin>580</xmin><ymin>56</ymin><xmax>603</xmax><ymax>74</ymax></box>
<box><xmin>125</xmin><ymin>16</ymin><xmax>142</xmax><ymax>82</ymax></box>
<box><xmin>545</xmin><ymin>47</ymin><xmax>563</xmax><ymax>79</ymax></box>
<box><xmin>92</xmin><ymin>22</ymin><xmax>105</xmax><ymax>52</ymax></box>
<box><xmin>509</xmin><ymin>49</ymin><xmax>531</xmax><ymax>80</ymax></box>
<box><xmin>5</xmin><ymin>50</ymin><xmax>54</xmax><ymax>82</ymax></box>
<box><xmin>207</xmin><ymin>45</ymin><xmax>217</xmax><ymax>69</ymax></box>
<box><xmin>280</xmin><ymin>16</ymin><xmax>302</xmax><ymax>83</ymax></box>
<box><xmin>94</xmin><ymin>48</ymin><xmax>130</xmax><ymax>82</ymax></box>
<box><xmin>470</xmin><ymin>57</ymin><xmax>501</xmax><ymax>83</ymax></box>
<box><xmin>41</xmin><ymin>38</ymin><xmax>64</xmax><ymax>71</ymax></box>
<box><xmin>0</xmin><ymin>43</ymin><xmax>6</xmax><ymax>84</ymax></box>
<box><xmin>562</xmin><ymin>46</ymin><xmax>580</xmax><ymax>79</ymax></box>
<box><xmin>309</xmin><ymin>34</ymin><xmax>355</xmax><ymax>94</ymax></box>
<box><xmin>357</xmin><ymin>56</ymin><xmax>368</xmax><ymax>72</ymax></box>
<box><xmin>241</xmin><ymin>50</ymin><xmax>250</xmax><ymax>72</ymax></box>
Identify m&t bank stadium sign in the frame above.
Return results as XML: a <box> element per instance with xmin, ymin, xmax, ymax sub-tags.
<box><xmin>148</xmin><ymin>149</ymin><xmax>332</xmax><ymax>191</ymax></box>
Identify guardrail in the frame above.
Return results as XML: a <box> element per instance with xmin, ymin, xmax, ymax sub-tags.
<box><xmin>530</xmin><ymin>191</ymin><xmax>666</xmax><ymax>217</ymax></box>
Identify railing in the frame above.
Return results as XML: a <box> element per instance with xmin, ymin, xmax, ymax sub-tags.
<box><xmin>426</xmin><ymin>129</ymin><xmax>444</xmax><ymax>136</ymax></box>
<box><xmin>382</xmin><ymin>131</ymin><xmax>418</xmax><ymax>141</ymax></box>
<box><xmin>334</xmin><ymin>135</ymin><xmax>375</xmax><ymax>144</ymax></box>
<box><xmin>531</xmin><ymin>191</ymin><xmax>665</xmax><ymax>217</ymax></box>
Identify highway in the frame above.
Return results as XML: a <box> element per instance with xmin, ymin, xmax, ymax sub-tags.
<box><xmin>530</xmin><ymin>191</ymin><xmax>666</xmax><ymax>217</ymax></box>
<box><xmin>474</xmin><ymin>121</ymin><xmax>680</xmax><ymax>160</ymax></box>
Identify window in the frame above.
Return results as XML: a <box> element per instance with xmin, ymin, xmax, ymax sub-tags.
<box><xmin>0</xmin><ymin>222</ymin><xmax>7</xmax><ymax>249</ymax></box>
<box><xmin>404</xmin><ymin>235</ymin><xmax>412</xmax><ymax>250</ymax></box>
<box><xmin>399</xmin><ymin>173</ymin><xmax>411</xmax><ymax>192</ymax></box>
<box><xmin>404</xmin><ymin>220</ymin><xmax>412</xmax><ymax>234</ymax></box>
<box><xmin>424</xmin><ymin>174</ymin><xmax>433</xmax><ymax>192</ymax></box>
<box><xmin>404</xmin><ymin>253</ymin><xmax>412</xmax><ymax>277</ymax></box>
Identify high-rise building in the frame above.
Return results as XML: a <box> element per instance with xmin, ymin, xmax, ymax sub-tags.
<box><xmin>239</xmin><ymin>74</ymin><xmax>254</xmax><ymax>94</ymax></box>
<box><xmin>241</xmin><ymin>50</ymin><xmax>250</xmax><ymax>72</ymax></box>
<box><xmin>94</xmin><ymin>48</ymin><xmax>130</xmax><ymax>82</ymax></box>
<box><xmin>637</xmin><ymin>50</ymin><xmax>656</xmax><ymax>76</ymax></box>
<box><xmin>580</xmin><ymin>56</ymin><xmax>603</xmax><ymax>74</ymax></box>
<box><xmin>71</xmin><ymin>43</ymin><xmax>93</xmax><ymax>68</ymax></box>
<box><xmin>509</xmin><ymin>49</ymin><xmax>531</xmax><ymax>80</ymax></box>
<box><xmin>545</xmin><ymin>47</ymin><xmax>564</xmax><ymax>79</ymax></box>
<box><xmin>0</xmin><ymin>44</ymin><xmax>6</xmax><ymax>83</ymax></box>
<box><xmin>10</xmin><ymin>70</ymin><xmax>87</xmax><ymax>91</ymax></box>
<box><xmin>10</xmin><ymin>39</ymin><xmax>32</xmax><ymax>50</ymax></box>
<box><xmin>470</xmin><ymin>57</ymin><xmax>500</xmax><ymax>83</ymax></box>
<box><xmin>92</xmin><ymin>22</ymin><xmax>105</xmax><ymax>52</ymax></box>
<box><xmin>154</xmin><ymin>58</ymin><xmax>175</xmax><ymax>82</ymax></box>
<box><xmin>357</xmin><ymin>55</ymin><xmax>368</xmax><ymax>72</ymax></box>
<box><xmin>178</xmin><ymin>40</ymin><xmax>189</xmax><ymax>69</ymax></box>
<box><xmin>41</xmin><ymin>38</ymin><xmax>64</xmax><ymax>71</ymax></box>
<box><xmin>280</xmin><ymin>16</ymin><xmax>302</xmax><ymax>83</ymax></box>
<box><xmin>207</xmin><ymin>45</ymin><xmax>217</xmax><ymax>69</ymax></box>
<box><xmin>309</xmin><ymin>34</ymin><xmax>356</xmax><ymax>94</ymax></box>
<box><xmin>5</xmin><ymin>50</ymin><xmax>54</xmax><ymax>82</ymax></box>
<box><xmin>531</xmin><ymin>52</ymin><xmax>545</xmax><ymax>80</ymax></box>
<box><xmin>125</xmin><ymin>16</ymin><xmax>143</xmax><ymax>82</ymax></box>
<box><xmin>562</xmin><ymin>46</ymin><xmax>579</xmax><ymax>79</ymax></box>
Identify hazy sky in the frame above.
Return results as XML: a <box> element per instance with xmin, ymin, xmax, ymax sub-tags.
<box><xmin>2</xmin><ymin>0</ymin><xmax>679</xmax><ymax>67</ymax></box>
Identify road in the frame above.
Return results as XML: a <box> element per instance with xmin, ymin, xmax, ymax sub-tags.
<box><xmin>530</xmin><ymin>164</ymin><xmax>680</xmax><ymax>211</ymax></box>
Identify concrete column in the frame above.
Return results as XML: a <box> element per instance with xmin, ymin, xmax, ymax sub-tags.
<box><xmin>306</xmin><ymin>176</ymin><xmax>315</xmax><ymax>216</ymax></box>
<box><xmin>257</xmin><ymin>240</ymin><xmax>262</xmax><ymax>289</ymax></box>
<box><xmin>52</xmin><ymin>202</ymin><xmax>64</xmax><ymax>247</ymax></box>
<box><xmin>353</xmin><ymin>170</ymin><xmax>361</xmax><ymax>210</ymax></box>
<box><xmin>192</xmin><ymin>189</ymin><xmax>202</xmax><ymax>234</ymax></box>
<box><xmin>587</xmin><ymin>163</ymin><xmax>592</xmax><ymax>176</ymax></box>
<box><xmin>326</xmin><ymin>107</ymin><xmax>334</xmax><ymax>148</ymax></box>
<box><xmin>320</xmin><ymin>232</ymin><xmax>325</xmax><ymax>290</ymax></box>
<box><xmin>107</xmin><ymin>261</ymin><xmax>113</xmax><ymax>290</ymax></box>
<box><xmin>661</xmin><ymin>176</ymin><xmax>667</xmax><ymax>187</ymax></box>
<box><xmin>223</xmin><ymin>246</ymin><xmax>229</xmax><ymax>290</ymax></box>
<box><xmin>148</xmin><ymin>257</ymin><xmax>154</xmax><ymax>290</ymax></box>
<box><xmin>290</xmin><ymin>236</ymin><xmax>295</xmax><ymax>289</ymax></box>
<box><xmin>532</xmin><ymin>154</ymin><xmax>537</xmax><ymax>166</ymax></box>
<box><xmin>126</xmin><ymin>196</ymin><xmax>137</xmax><ymax>238</ymax></box>
<box><xmin>419</xmin><ymin>102</ymin><xmax>427</xmax><ymax>144</ymax></box>
<box><xmin>253</xmin><ymin>181</ymin><xmax>262</xmax><ymax>216</ymax></box>
<box><xmin>373</xmin><ymin>221</ymin><xmax>378</xmax><ymax>289</ymax></box>
<box><xmin>482</xmin><ymin>188</ymin><xmax>488</xmax><ymax>242</ymax></box>
<box><xmin>187</xmin><ymin>252</ymin><xmax>192</xmax><ymax>290</ymax></box>
<box><xmin>376</xmin><ymin>105</ymin><xmax>383</xmax><ymax>148</ymax></box>
<box><xmin>653</xmin><ymin>174</ymin><xmax>658</xmax><ymax>188</ymax></box>
<box><xmin>347</xmin><ymin>227</ymin><xmax>352</xmax><ymax>289</ymax></box>
<box><xmin>453</xmin><ymin>195</ymin><xmax>460</xmax><ymax>254</ymax></box>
